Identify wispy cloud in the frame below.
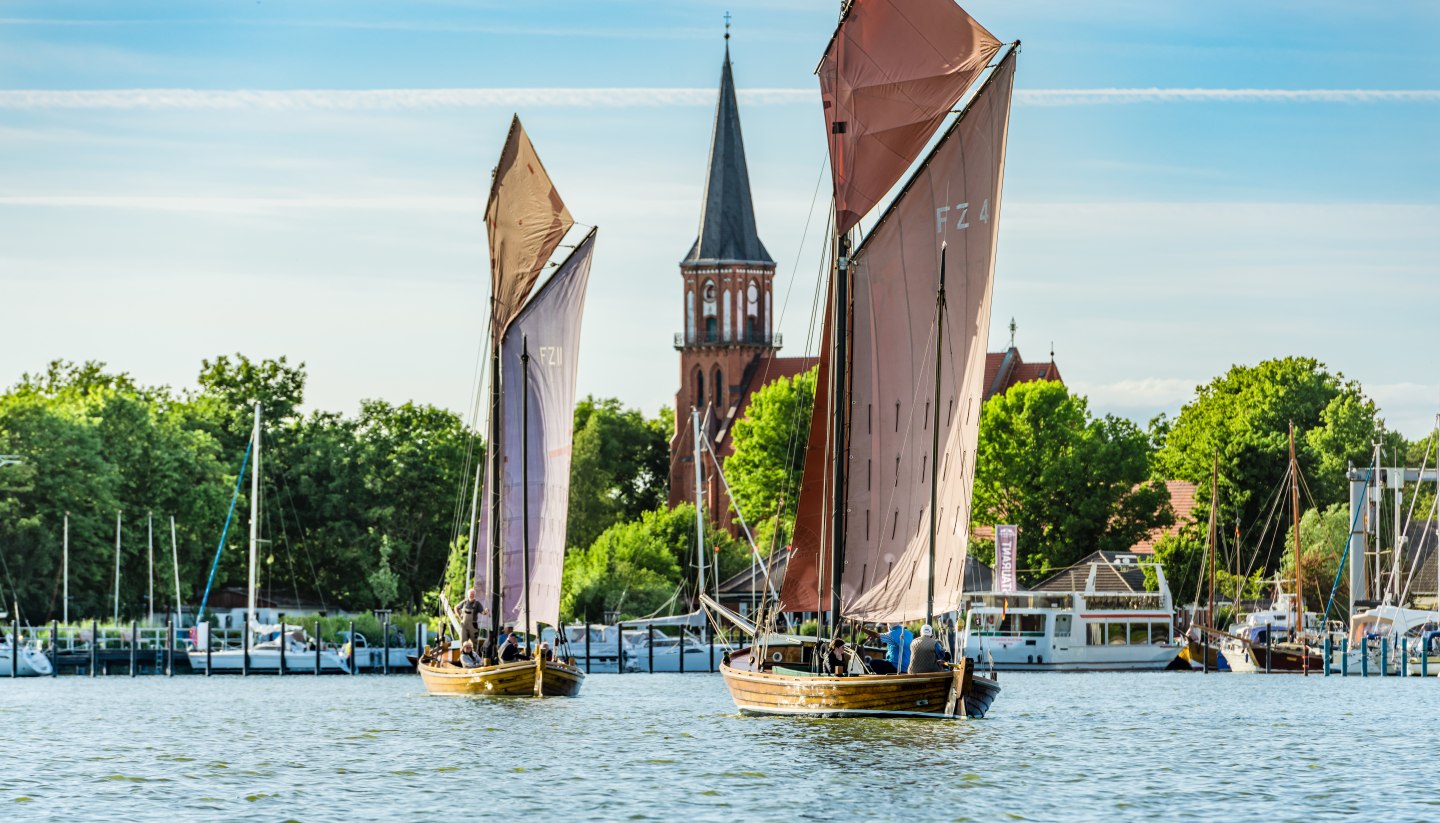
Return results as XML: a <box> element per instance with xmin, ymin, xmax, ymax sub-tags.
<box><xmin>1</xmin><ymin>87</ymin><xmax>1436</xmax><ymax>111</ymax></box>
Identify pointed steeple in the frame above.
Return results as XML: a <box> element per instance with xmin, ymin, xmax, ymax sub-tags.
<box><xmin>685</xmin><ymin>39</ymin><xmax>772</xmax><ymax>264</ymax></box>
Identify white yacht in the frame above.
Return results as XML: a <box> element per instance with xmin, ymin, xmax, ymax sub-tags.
<box><xmin>961</xmin><ymin>552</ymin><xmax>1181</xmax><ymax>671</ymax></box>
<box><xmin>0</xmin><ymin>633</ymin><xmax>53</xmax><ymax>676</ymax></box>
<box><xmin>189</xmin><ymin>622</ymin><xmax>349</xmax><ymax>673</ymax></box>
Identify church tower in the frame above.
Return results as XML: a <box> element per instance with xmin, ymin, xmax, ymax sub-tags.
<box><xmin>669</xmin><ymin>36</ymin><xmax>782</xmax><ymax>520</ymax></box>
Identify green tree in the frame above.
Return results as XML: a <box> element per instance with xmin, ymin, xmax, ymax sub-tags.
<box><xmin>1279</xmin><ymin>503</ymin><xmax>1353</xmax><ymax>622</ymax></box>
<box><xmin>560</xmin><ymin>503</ymin><xmax>746</xmax><ymax>622</ymax></box>
<box><xmin>1156</xmin><ymin>357</ymin><xmax>1397</xmax><ymax>576</ymax></box>
<box><xmin>723</xmin><ymin>367</ymin><xmax>816</xmax><ymax>541</ymax></box>
<box><xmin>1144</xmin><ymin>530</ymin><xmax>1206</xmax><ymax>605</ymax></box>
<box><xmin>565</xmin><ymin>397</ymin><xmax>669</xmax><ymax>552</ymax></box>
<box><xmin>368</xmin><ymin>534</ymin><xmax>400</xmax><ymax>608</ymax></box>
<box><xmin>971</xmin><ymin>380</ymin><xmax>1172</xmax><ymax>581</ymax></box>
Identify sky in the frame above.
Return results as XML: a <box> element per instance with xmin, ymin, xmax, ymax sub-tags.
<box><xmin>2</xmin><ymin>1</ymin><xmax>1438</xmax><ymax>438</ymax></box>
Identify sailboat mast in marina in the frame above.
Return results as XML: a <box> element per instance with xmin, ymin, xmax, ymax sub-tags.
<box><xmin>719</xmin><ymin>0</ymin><xmax>1016</xmax><ymax>719</ymax></box>
<box><xmin>419</xmin><ymin>116</ymin><xmax>594</xmax><ymax>697</ymax></box>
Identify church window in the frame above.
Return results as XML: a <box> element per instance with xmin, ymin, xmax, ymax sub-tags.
<box><xmin>713</xmin><ymin>368</ymin><xmax>724</xmax><ymax>408</ymax></box>
<box><xmin>694</xmin><ymin>368</ymin><xmax>705</xmax><ymax>408</ymax></box>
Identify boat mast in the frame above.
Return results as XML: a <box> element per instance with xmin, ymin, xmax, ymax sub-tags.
<box><xmin>1207</xmin><ymin>455</ymin><xmax>1218</xmax><ymax>631</ymax></box>
<box><xmin>62</xmin><ymin>512</ymin><xmax>68</xmax><ymax>625</ymax></box>
<box><xmin>148</xmin><ymin>511</ymin><xmax>154</xmax><ymax>625</ymax></box>
<box><xmin>1289</xmin><ymin>423</ymin><xmax>1304</xmax><ymax>669</ymax></box>
<box><xmin>521</xmin><ymin>337</ymin><xmax>533</xmax><ymax>651</ymax></box>
<box><xmin>692</xmin><ymin>408</ymin><xmax>707</xmax><ymax>608</ymax></box>
<box><xmin>488</xmin><ymin>303</ymin><xmax>504</xmax><ymax>650</ymax></box>
<box><xmin>828</xmin><ymin>233</ymin><xmax>851</xmax><ymax>634</ymax></box>
<box><xmin>170</xmin><ymin>515</ymin><xmax>182</xmax><ymax>622</ymax></box>
<box><xmin>926</xmin><ymin>244</ymin><xmax>947</xmax><ymax>628</ymax></box>
<box><xmin>113</xmin><ymin>510</ymin><xmax>121</xmax><ymax>624</ymax></box>
<box><xmin>248</xmin><ymin>401</ymin><xmax>260</xmax><ymax>631</ymax></box>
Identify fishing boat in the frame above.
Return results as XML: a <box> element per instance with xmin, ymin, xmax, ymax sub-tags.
<box><xmin>718</xmin><ymin>0</ymin><xmax>1015</xmax><ymax>719</ymax></box>
<box><xmin>419</xmin><ymin>116</ymin><xmax>593</xmax><ymax>697</ymax></box>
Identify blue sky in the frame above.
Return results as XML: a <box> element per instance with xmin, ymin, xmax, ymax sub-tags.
<box><xmin>2</xmin><ymin>1</ymin><xmax>1438</xmax><ymax>437</ymax></box>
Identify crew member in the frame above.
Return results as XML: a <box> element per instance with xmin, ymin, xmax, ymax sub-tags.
<box><xmin>908</xmin><ymin>624</ymin><xmax>945</xmax><ymax>673</ymax></box>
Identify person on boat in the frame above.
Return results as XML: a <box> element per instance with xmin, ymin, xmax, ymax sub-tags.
<box><xmin>459</xmin><ymin>639</ymin><xmax>483</xmax><ymax>668</ymax></box>
<box><xmin>457</xmin><ymin>588</ymin><xmax>485</xmax><ymax>646</ymax></box>
<box><xmin>499</xmin><ymin>631</ymin><xmax>527</xmax><ymax>663</ymax></box>
<box><xmin>822</xmin><ymin>636</ymin><xmax>849</xmax><ymax>676</ymax></box>
<box><xmin>907</xmin><ymin>624</ymin><xmax>945</xmax><ymax>674</ymax></box>
<box><xmin>861</xmin><ymin>622</ymin><xmax>913</xmax><ymax>673</ymax></box>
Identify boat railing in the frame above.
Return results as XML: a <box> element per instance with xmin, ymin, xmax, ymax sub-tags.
<box><xmin>9</xmin><ymin>623</ymin><xmax>189</xmax><ymax>653</ymax></box>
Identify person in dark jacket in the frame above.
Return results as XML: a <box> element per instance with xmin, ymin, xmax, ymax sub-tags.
<box><xmin>499</xmin><ymin>631</ymin><xmax>527</xmax><ymax>662</ymax></box>
<box><xmin>822</xmin><ymin>636</ymin><xmax>849</xmax><ymax>675</ymax></box>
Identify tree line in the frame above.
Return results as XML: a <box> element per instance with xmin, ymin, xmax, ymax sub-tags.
<box><xmin>0</xmin><ymin>353</ymin><xmax>1424</xmax><ymax>626</ymax></box>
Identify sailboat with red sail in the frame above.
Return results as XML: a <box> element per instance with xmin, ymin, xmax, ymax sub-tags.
<box><xmin>717</xmin><ymin>0</ymin><xmax>1016</xmax><ymax>719</ymax></box>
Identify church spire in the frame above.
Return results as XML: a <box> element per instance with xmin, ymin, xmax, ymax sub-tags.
<box><xmin>685</xmin><ymin>28</ymin><xmax>772</xmax><ymax>264</ymax></box>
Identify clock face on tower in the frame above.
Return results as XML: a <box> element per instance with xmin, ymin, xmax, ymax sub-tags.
<box><xmin>703</xmin><ymin>280</ymin><xmax>717</xmax><ymax>304</ymax></box>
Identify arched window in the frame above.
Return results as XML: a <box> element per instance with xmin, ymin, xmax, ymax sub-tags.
<box><xmin>722</xmin><ymin>288</ymin><xmax>732</xmax><ymax>343</ymax></box>
<box><xmin>745</xmin><ymin>281</ymin><xmax>760</xmax><ymax>341</ymax></box>
<box><xmin>713</xmin><ymin>368</ymin><xmax>724</xmax><ymax>409</ymax></box>
<box><xmin>702</xmin><ymin>279</ymin><xmax>718</xmax><ymax>343</ymax></box>
<box><xmin>685</xmin><ymin>288</ymin><xmax>695</xmax><ymax>343</ymax></box>
<box><xmin>694</xmin><ymin>368</ymin><xmax>705</xmax><ymax>408</ymax></box>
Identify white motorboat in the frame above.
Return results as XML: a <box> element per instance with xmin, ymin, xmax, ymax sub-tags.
<box><xmin>961</xmin><ymin>555</ymin><xmax>1181</xmax><ymax>671</ymax></box>
<box><xmin>188</xmin><ymin>623</ymin><xmax>349</xmax><ymax>673</ymax></box>
<box><xmin>0</xmin><ymin>634</ymin><xmax>53</xmax><ymax>676</ymax></box>
<box><xmin>1330</xmin><ymin>603</ymin><xmax>1439</xmax><ymax>675</ymax></box>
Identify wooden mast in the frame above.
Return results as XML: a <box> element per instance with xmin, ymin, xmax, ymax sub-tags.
<box><xmin>926</xmin><ymin>244</ymin><xmax>947</xmax><ymax>628</ymax></box>
<box><xmin>828</xmin><ymin>232</ymin><xmax>850</xmax><ymax>635</ymax></box>
<box><xmin>487</xmin><ymin>300</ymin><xmax>503</xmax><ymax>656</ymax></box>
<box><xmin>1289</xmin><ymin>421</ymin><xmax>1306</xmax><ymax>674</ymax></box>
<box><xmin>521</xmin><ymin>337</ymin><xmax>533</xmax><ymax>653</ymax></box>
<box><xmin>1207</xmin><ymin>454</ymin><xmax>1218</xmax><ymax>631</ymax></box>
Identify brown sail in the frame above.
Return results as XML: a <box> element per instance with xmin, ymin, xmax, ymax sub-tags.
<box><xmin>780</xmin><ymin>283</ymin><xmax>832</xmax><ymax>613</ymax></box>
<box><xmin>820</xmin><ymin>0</ymin><xmax>1001</xmax><ymax>234</ymax></box>
<box><xmin>840</xmin><ymin>48</ymin><xmax>1016</xmax><ymax>623</ymax></box>
<box><xmin>485</xmin><ymin>115</ymin><xmax>574</xmax><ymax>331</ymax></box>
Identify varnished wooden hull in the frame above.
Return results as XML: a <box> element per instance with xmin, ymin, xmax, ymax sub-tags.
<box><xmin>721</xmin><ymin>651</ymin><xmax>999</xmax><ymax>719</ymax></box>
<box><xmin>418</xmin><ymin>655</ymin><xmax>585</xmax><ymax>697</ymax></box>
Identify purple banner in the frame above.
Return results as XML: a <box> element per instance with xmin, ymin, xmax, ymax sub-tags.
<box><xmin>996</xmin><ymin>524</ymin><xmax>1018</xmax><ymax>594</ymax></box>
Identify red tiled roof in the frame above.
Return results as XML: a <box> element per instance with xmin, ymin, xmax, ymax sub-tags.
<box><xmin>713</xmin><ymin>354</ymin><xmax>815</xmax><ymax>457</ymax></box>
<box><xmin>983</xmin><ymin>347</ymin><xmax>1062</xmax><ymax>400</ymax></box>
<box><xmin>1130</xmin><ymin>480</ymin><xmax>1199</xmax><ymax>554</ymax></box>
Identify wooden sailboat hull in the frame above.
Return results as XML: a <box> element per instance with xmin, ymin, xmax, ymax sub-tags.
<box><xmin>418</xmin><ymin>654</ymin><xmax>585</xmax><ymax>697</ymax></box>
<box><xmin>721</xmin><ymin>651</ymin><xmax>999</xmax><ymax>719</ymax></box>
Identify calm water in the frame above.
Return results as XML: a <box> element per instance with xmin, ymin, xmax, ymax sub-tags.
<box><xmin>4</xmin><ymin>671</ymin><xmax>1439</xmax><ymax>821</ymax></box>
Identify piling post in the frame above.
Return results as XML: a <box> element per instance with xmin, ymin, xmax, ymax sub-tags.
<box><xmin>648</xmin><ymin>624</ymin><xmax>655</xmax><ymax>673</ymax></box>
<box><xmin>165</xmin><ymin>616</ymin><xmax>173</xmax><ymax>677</ymax></box>
<box><xmin>1381</xmin><ymin>637</ymin><xmax>1388</xmax><ymax>677</ymax></box>
<box><xmin>315</xmin><ymin>621</ymin><xmax>322</xmax><ymax>676</ymax></box>
<box><xmin>9</xmin><ymin>619</ymin><xmax>17</xmax><ymax>678</ymax></box>
<box><xmin>584</xmin><ymin>623</ymin><xmax>591</xmax><ymax>675</ymax></box>
<box><xmin>1202</xmin><ymin>631</ymin><xmax>1209</xmax><ymax>674</ymax></box>
<box><xmin>1324</xmin><ymin>635</ymin><xmax>1331</xmax><ymax>677</ymax></box>
<box><xmin>205</xmin><ymin>624</ymin><xmax>212</xmax><ymax>676</ymax></box>
<box><xmin>679</xmin><ymin>626</ymin><xmax>686</xmax><ymax>674</ymax></box>
<box><xmin>1342</xmin><ymin>638</ymin><xmax>1349</xmax><ymax>677</ymax></box>
<box><xmin>50</xmin><ymin>621</ymin><xmax>58</xmax><ymax>678</ymax></box>
<box><xmin>242</xmin><ymin>622</ymin><xmax>250</xmax><ymax>677</ymax></box>
<box><xmin>382</xmin><ymin>620</ymin><xmax>390</xmax><ymax>675</ymax></box>
<box><xmin>1401</xmin><ymin>637</ymin><xmax>1409</xmax><ymax>678</ymax></box>
<box><xmin>1424</xmin><ymin>638</ymin><xmax>1430</xmax><ymax>679</ymax></box>
<box><xmin>129</xmin><ymin>619</ymin><xmax>137</xmax><ymax>677</ymax></box>
<box><xmin>349</xmin><ymin>620</ymin><xmax>356</xmax><ymax>676</ymax></box>
<box><xmin>709</xmin><ymin>622</ymin><xmax>715</xmax><ymax>673</ymax></box>
<box><xmin>277</xmin><ymin>613</ymin><xmax>287</xmax><ymax>677</ymax></box>
<box><xmin>90</xmin><ymin>619</ymin><xmax>98</xmax><ymax>677</ymax></box>
<box><xmin>1264</xmin><ymin>631</ymin><xmax>1271</xmax><ymax>675</ymax></box>
<box><xmin>1361</xmin><ymin>637</ymin><xmax>1369</xmax><ymax>677</ymax></box>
